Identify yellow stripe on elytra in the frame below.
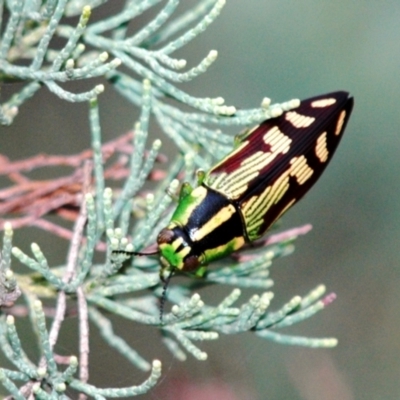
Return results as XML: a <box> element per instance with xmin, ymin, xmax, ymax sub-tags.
<box><xmin>263</xmin><ymin>125</ymin><xmax>282</xmax><ymax>144</ymax></box>
<box><xmin>289</xmin><ymin>156</ymin><xmax>313</xmax><ymax>185</ymax></box>
<box><xmin>244</xmin><ymin>172</ymin><xmax>290</xmax><ymax>231</ymax></box>
<box><xmin>208</xmin><ymin>127</ymin><xmax>292</xmax><ymax>200</ymax></box>
<box><xmin>216</xmin><ymin>152</ymin><xmax>275</xmax><ymax>196</ymax></box>
<box><xmin>191</xmin><ymin>204</ymin><xmax>236</xmax><ymax>242</ymax></box>
<box><xmin>311</xmin><ymin>98</ymin><xmax>336</xmax><ymax>108</ymax></box>
<box><xmin>315</xmin><ymin>132</ymin><xmax>329</xmax><ymax>162</ymax></box>
<box><xmin>206</xmin><ymin>140</ymin><xmax>250</xmax><ymax>194</ymax></box>
<box><xmin>244</xmin><ymin>173</ymin><xmax>292</xmax><ymax>235</ymax></box>
<box><xmin>285</xmin><ymin>111</ymin><xmax>315</xmax><ymax>128</ymax></box>
<box><xmin>263</xmin><ymin>126</ymin><xmax>292</xmax><ymax>151</ymax></box>
<box><xmin>265</xmin><ymin>173</ymin><xmax>290</xmax><ymax>213</ymax></box>
<box><xmin>242</xmin><ymin>155</ymin><xmax>314</xmax><ymax>236</ymax></box>
<box><xmin>335</xmin><ymin>110</ymin><xmax>346</xmax><ymax>136</ymax></box>
<box><xmin>243</xmin><ymin>188</ymin><xmax>272</xmax><ymax>226</ymax></box>
<box><xmin>208</xmin><ymin>173</ymin><xmax>225</xmax><ymax>190</ymax></box>
<box><xmin>244</xmin><ymin>163</ymin><xmax>293</xmax><ymax>224</ymax></box>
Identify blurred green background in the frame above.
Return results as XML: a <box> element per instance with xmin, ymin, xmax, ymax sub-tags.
<box><xmin>1</xmin><ymin>1</ymin><xmax>400</xmax><ymax>399</ymax></box>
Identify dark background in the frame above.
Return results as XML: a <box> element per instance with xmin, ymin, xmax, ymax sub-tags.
<box><xmin>1</xmin><ymin>1</ymin><xmax>399</xmax><ymax>399</ymax></box>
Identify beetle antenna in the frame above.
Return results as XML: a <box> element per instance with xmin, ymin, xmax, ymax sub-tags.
<box><xmin>112</xmin><ymin>249</ymin><xmax>159</xmax><ymax>256</ymax></box>
<box><xmin>159</xmin><ymin>269</ymin><xmax>174</xmax><ymax>324</ymax></box>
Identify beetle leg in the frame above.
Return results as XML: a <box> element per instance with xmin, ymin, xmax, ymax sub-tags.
<box><xmin>196</xmin><ymin>169</ymin><xmax>205</xmax><ymax>185</ymax></box>
<box><xmin>234</xmin><ymin>127</ymin><xmax>253</xmax><ymax>146</ymax></box>
<box><xmin>179</xmin><ymin>182</ymin><xmax>193</xmax><ymax>200</ymax></box>
<box><xmin>194</xmin><ymin>265</ymin><xmax>208</xmax><ymax>278</ymax></box>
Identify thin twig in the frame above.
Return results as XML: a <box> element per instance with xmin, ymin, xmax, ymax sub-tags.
<box><xmin>77</xmin><ymin>287</ymin><xmax>89</xmax><ymax>400</ymax></box>
<box><xmin>15</xmin><ymin>163</ymin><xmax>93</xmax><ymax>400</ymax></box>
<box><xmin>75</xmin><ymin>162</ymin><xmax>92</xmax><ymax>400</ymax></box>
<box><xmin>0</xmin><ymin>132</ymin><xmax>167</xmax><ymax>237</ymax></box>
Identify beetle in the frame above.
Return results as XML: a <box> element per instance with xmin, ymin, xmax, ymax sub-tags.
<box><xmin>117</xmin><ymin>91</ymin><xmax>353</xmax><ymax>281</ymax></box>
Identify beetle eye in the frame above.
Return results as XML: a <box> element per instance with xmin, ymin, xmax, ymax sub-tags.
<box><xmin>157</xmin><ymin>228</ymin><xmax>175</xmax><ymax>244</ymax></box>
<box><xmin>183</xmin><ymin>255</ymin><xmax>200</xmax><ymax>272</ymax></box>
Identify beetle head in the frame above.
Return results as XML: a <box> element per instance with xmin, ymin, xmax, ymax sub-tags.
<box><xmin>157</xmin><ymin>227</ymin><xmax>201</xmax><ymax>272</ymax></box>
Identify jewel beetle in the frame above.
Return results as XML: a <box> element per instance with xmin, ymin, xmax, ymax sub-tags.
<box><xmin>119</xmin><ymin>91</ymin><xmax>353</xmax><ymax>280</ymax></box>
